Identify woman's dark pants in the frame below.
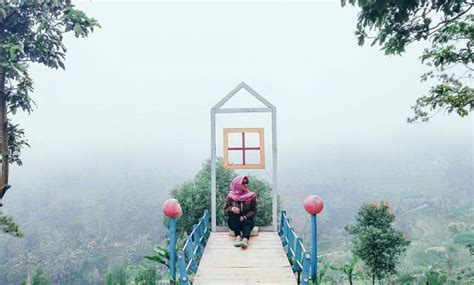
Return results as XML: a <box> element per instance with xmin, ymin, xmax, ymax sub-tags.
<box><xmin>227</xmin><ymin>212</ymin><xmax>254</xmax><ymax>239</ymax></box>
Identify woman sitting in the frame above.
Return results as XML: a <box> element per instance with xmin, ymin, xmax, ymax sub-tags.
<box><xmin>224</xmin><ymin>175</ymin><xmax>257</xmax><ymax>249</ymax></box>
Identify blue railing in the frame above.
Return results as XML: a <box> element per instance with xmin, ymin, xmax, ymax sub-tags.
<box><xmin>279</xmin><ymin>210</ymin><xmax>312</xmax><ymax>285</ymax></box>
<box><xmin>176</xmin><ymin>210</ymin><xmax>211</xmax><ymax>284</ymax></box>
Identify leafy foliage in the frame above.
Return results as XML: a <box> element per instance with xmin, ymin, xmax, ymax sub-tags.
<box><xmin>144</xmin><ymin>232</ymin><xmax>187</xmax><ymax>281</ymax></box>
<box><xmin>0</xmin><ymin>211</ymin><xmax>22</xmax><ymax>237</ymax></box>
<box><xmin>171</xmin><ymin>158</ymin><xmax>275</xmax><ymax>234</ymax></box>
<box><xmin>313</xmin><ymin>262</ymin><xmax>331</xmax><ymax>285</ymax></box>
<box><xmin>104</xmin><ymin>265</ymin><xmax>160</xmax><ymax>285</ymax></box>
<box><xmin>467</xmin><ymin>244</ymin><xmax>474</xmax><ymax>256</ymax></box>
<box><xmin>21</xmin><ymin>269</ymin><xmax>50</xmax><ymax>285</ymax></box>
<box><xmin>105</xmin><ymin>268</ymin><xmax>127</xmax><ymax>285</ymax></box>
<box><xmin>342</xmin><ymin>0</ymin><xmax>473</xmax><ymax>122</ymax></box>
<box><xmin>330</xmin><ymin>255</ymin><xmax>361</xmax><ymax>285</ymax></box>
<box><xmin>423</xmin><ymin>265</ymin><xmax>448</xmax><ymax>285</ymax></box>
<box><xmin>0</xmin><ymin>0</ymin><xmax>99</xmax><ymax>203</ymax></box>
<box><xmin>131</xmin><ymin>267</ymin><xmax>157</xmax><ymax>285</ymax></box>
<box><xmin>346</xmin><ymin>202</ymin><xmax>410</xmax><ymax>284</ymax></box>
<box><xmin>453</xmin><ymin>232</ymin><xmax>474</xmax><ymax>245</ymax></box>
<box><xmin>144</xmin><ymin>244</ymin><xmax>170</xmax><ymax>269</ymax></box>
<box><xmin>0</xmin><ymin>178</ymin><xmax>166</xmax><ymax>284</ymax></box>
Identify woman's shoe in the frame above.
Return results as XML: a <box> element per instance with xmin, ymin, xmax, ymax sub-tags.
<box><xmin>241</xmin><ymin>239</ymin><xmax>248</xmax><ymax>249</ymax></box>
<box><xmin>233</xmin><ymin>236</ymin><xmax>242</xmax><ymax>247</ymax></box>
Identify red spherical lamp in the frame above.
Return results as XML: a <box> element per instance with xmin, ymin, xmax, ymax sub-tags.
<box><xmin>163</xmin><ymin>199</ymin><xmax>182</xmax><ymax>218</ymax></box>
<box><xmin>304</xmin><ymin>195</ymin><xmax>324</xmax><ymax>215</ymax></box>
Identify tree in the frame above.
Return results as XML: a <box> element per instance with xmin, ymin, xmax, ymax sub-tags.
<box><xmin>342</xmin><ymin>0</ymin><xmax>473</xmax><ymax>122</ymax></box>
<box><xmin>22</xmin><ymin>269</ymin><xmax>51</xmax><ymax>285</ymax></box>
<box><xmin>170</xmin><ymin>158</ymin><xmax>275</xmax><ymax>234</ymax></box>
<box><xmin>346</xmin><ymin>202</ymin><xmax>410</xmax><ymax>285</ymax></box>
<box><xmin>0</xmin><ymin>0</ymin><xmax>100</xmax><ymax>206</ymax></box>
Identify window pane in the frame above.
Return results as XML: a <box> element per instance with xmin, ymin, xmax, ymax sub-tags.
<box><xmin>245</xmin><ymin>150</ymin><xmax>261</xmax><ymax>165</ymax></box>
<box><xmin>228</xmin><ymin>132</ymin><xmax>242</xmax><ymax>148</ymax></box>
<box><xmin>228</xmin><ymin>150</ymin><xmax>243</xmax><ymax>165</ymax></box>
<box><xmin>244</xmin><ymin>132</ymin><xmax>260</xmax><ymax>148</ymax></box>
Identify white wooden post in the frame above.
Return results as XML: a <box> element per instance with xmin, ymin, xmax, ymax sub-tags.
<box><xmin>271</xmin><ymin>107</ymin><xmax>278</xmax><ymax>231</ymax></box>
<box><xmin>211</xmin><ymin>109</ymin><xmax>217</xmax><ymax>232</ymax></box>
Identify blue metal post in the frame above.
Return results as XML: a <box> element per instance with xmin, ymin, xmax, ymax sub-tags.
<box><xmin>169</xmin><ymin>218</ymin><xmax>177</xmax><ymax>282</ymax></box>
<box><xmin>310</xmin><ymin>214</ymin><xmax>317</xmax><ymax>282</ymax></box>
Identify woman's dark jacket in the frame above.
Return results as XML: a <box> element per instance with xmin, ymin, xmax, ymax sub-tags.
<box><xmin>224</xmin><ymin>196</ymin><xmax>257</xmax><ymax>219</ymax></box>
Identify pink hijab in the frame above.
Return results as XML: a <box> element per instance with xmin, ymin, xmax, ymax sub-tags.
<box><xmin>227</xmin><ymin>175</ymin><xmax>256</xmax><ymax>202</ymax></box>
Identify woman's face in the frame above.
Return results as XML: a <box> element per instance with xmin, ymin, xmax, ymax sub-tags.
<box><xmin>242</xmin><ymin>179</ymin><xmax>249</xmax><ymax>191</ymax></box>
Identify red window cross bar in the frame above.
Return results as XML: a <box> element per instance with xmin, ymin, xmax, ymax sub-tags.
<box><xmin>228</xmin><ymin>132</ymin><xmax>260</xmax><ymax>165</ymax></box>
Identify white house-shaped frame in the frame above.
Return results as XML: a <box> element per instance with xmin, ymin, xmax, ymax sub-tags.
<box><xmin>210</xmin><ymin>82</ymin><xmax>278</xmax><ymax>232</ymax></box>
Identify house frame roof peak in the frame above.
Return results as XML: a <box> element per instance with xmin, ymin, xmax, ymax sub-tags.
<box><xmin>212</xmin><ymin>82</ymin><xmax>275</xmax><ymax>110</ymax></box>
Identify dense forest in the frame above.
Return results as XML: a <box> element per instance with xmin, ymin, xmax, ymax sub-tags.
<box><xmin>1</xmin><ymin>147</ymin><xmax>472</xmax><ymax>284</ymax></box>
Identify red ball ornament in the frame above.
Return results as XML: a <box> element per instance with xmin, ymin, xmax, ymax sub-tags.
<box><xmin>163</xmin><ymin>199</ymin><xmax>182</xmax><ymax>218</ymax></box>
<box><xmin>304</xmin><ymin>195</ymin><xmax>324</xmax><ymax>215</ymax></box>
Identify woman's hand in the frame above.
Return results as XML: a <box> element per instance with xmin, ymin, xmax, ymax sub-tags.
<box><xmin>231</xmin><ymin>207</ymin><xmax>240</xmax><ymax>214</ymax></box>
<box><xmin>239</xmin><ymin>216</ymin><xmax>246</xmax><ymax>222</ymax></box>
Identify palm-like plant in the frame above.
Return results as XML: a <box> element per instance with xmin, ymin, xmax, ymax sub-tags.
<box><xmin>105</xmin><ymin>268</ymin><xmax>127</xmax><ymax>285</ymax></box>
<box><xmin>330</xmin><ymin>256</ymin><xmax>361</xmax><ymax>285</ymax></box>
<box><xmin>144</xmin><ymin>244</ymin><xmax>170</xmax><ymax>269</ymax></box>
<box><xmin>144</xmin><ymin>233</ymin><xmax>187</xmax><ymax>281</ymax></box>
<box><xmin>21</xmin><ymin>269</ymin><xmax>50</xmax><ymax>285</ymax></box>
<box><xmin>312</xmin><ymin>263</ymin><xmax>332</xmax><ymax>285</ymax></box>
<box><xmin>422</xmin><ymin>265</ymin><xmax>447</xmax><ymax>285</ymax></box>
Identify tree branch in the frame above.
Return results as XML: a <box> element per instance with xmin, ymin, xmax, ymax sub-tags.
<box><xmin>426</xmin><ymin>4</ymin><xmax>473</xmax><ymax>35</ymax></box>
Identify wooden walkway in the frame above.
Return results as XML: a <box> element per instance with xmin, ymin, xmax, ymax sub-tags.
<box><xmin>193</xmin><ymin>232</ymin><xmax>296</xmax><ymax>285</ymax></box>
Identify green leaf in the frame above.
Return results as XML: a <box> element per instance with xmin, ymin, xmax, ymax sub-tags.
<box><xmin>9</xmin><ymin>47</ymin><xmax>16</xmax><ymax>61</ymax></box>
<box><xmin>58</xmin><ymin>60</ymin><xmax>65</xmax><ymax>70</ymax></box>
<box><xmin>73</xmin><ymin>23</ymin><xmax>83</xmax><ymax>35</ymax></box>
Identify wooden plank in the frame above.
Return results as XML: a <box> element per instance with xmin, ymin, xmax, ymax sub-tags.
<box><xmin>193</xmin><ymin>232</ymin><xmax>295</xmax><ymax>285</ymax></box>
<box><xmin>194</xmin><ymin>269</ymin><xmax>296</xmax><ymax>284</ymax></box>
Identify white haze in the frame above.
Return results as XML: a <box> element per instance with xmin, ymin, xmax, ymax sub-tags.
<box><xmin>6</xmin><ymin>2</ymin><xmax>472</xmax><ymax>204</ymax></box>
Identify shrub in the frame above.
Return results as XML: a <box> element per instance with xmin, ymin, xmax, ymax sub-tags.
<box><xmin>170</xmin><ymin>158</ymin><xmax>275</xmax><ymax>233</ymax></box>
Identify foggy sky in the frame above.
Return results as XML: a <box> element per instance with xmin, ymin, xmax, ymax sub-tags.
<box><xmin>11</xmin><ymin>2</ymin><xmax>473</xmax><ymax>189</ymax></box>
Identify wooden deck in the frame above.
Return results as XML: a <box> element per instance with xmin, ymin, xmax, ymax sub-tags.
<box><xmin>193</xmin><ymin>232</ymin><xmax>296</xmax><ymax>285</ymax></box>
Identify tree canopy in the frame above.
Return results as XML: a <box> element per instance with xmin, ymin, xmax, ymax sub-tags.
<box><xmin>346</xmin><ymin>202</ymin><xmax>410</xmax><ymax>285</ymax></box>
<box><xmin>0</xmin><ymin>0</ymin><xmax>99</xmax><ymax>207</ymax></box>
<box><xmin>342</xmin><ymin>0</ymin><xmax>473</xmax><ymax>122</ymax></box>
<box><xmin>170</xmin><ymin>158</ymin><xmax>275</xmax><ymax>234</ymax></box>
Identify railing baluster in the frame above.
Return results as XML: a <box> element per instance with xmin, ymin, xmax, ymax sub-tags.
<box><xmin>294</xmin><ymin>237</ymin><xmax>303</xmax><ymax>272</ymax></box>
<box><xmin>177</xmin><ymin>250</ymin><xmax>189</xmax><ymax>285</ymax></box>
<box><xmin>279</xmin><ymin>211</ymin><xmax>286</xmax><ymax>236</ymax></box>
<box><xmin>186</xmin><ymin>232</ymin><xmax>197</xmax><ymax>272</ymax></box>
<box><xmin>198</xmin><ymin>218</ymin><xmax>205</xmax><ymax>251</ymax></box>
<box><xmin>282</xmin><ymin>218</ymin><xmax>289</xmax><ymax>247</ymax></box>
<box><xmin>287</xmin><ymin>227</ymin><xmax>295</xmax><ymax>259</ymax></box>
<box><xmin>193</xmin><ymin>224</ymin><xmax>203</xmax><ymax>261</ymax></box>
<box><xmin>193</xmin><ymin>225</ymin><xmax>202</xmax><ymax>262</ymax></box>
<box><xmin>204</xmin><ymin>210</ymin><xmax>211</xmax><ymax>240</ymax></box>
<box><xmin>300</xmin><ymin>252</ymin><xmax>311</xmax><ymax>285</ymax></box>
